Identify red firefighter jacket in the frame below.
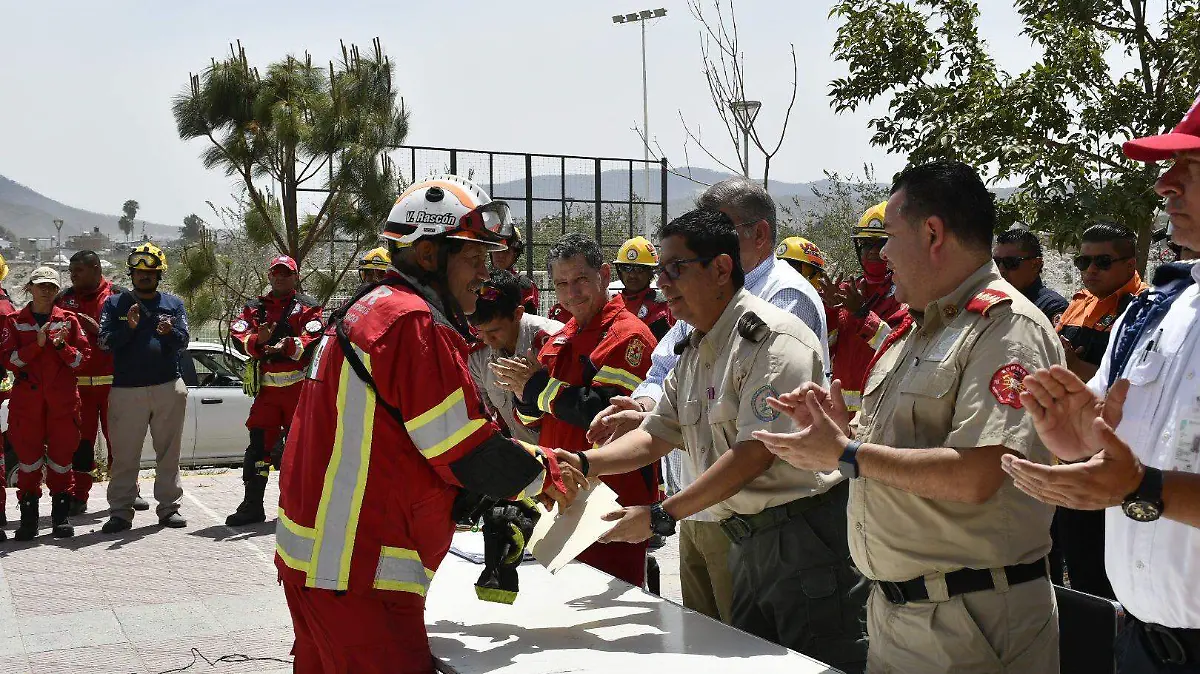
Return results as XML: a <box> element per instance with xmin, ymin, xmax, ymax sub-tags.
<box><xmin>56</xmin><ymin>278</ymin><xmax>120</xmax><ymax>384</ymax></box>
<box><xmin>0</xmin><ymin>289</ymin><xmax>15</xmax><ymax>317</ymax></box>
<box><xmin>0</xmin><ymin>305</ymin><xmax>90</xmax><ymax>398</ymax></box>
<box><xmin>547</xmin><ymin>302</ymin><xmax>570</xmax><ymax>324</ymax></box>
<box><xmin>514</xmin><ymin>294</ymin><xmax>659</xmax><ymax>507</ymax></box>
<box><xmin>827</xmin><ymin>276</ymin><xmax>909</xmax><ymax>412</ymax></box>
<box><xmin>231</xmin><ymin>290</ymin><xmax>324</xmax><ymax>389</ymax></box>
<box><xmin>505</xmin><ymin>266</ymin><xmax>540</xmax><ymax>315</ymax></box>
<box><xmin>621</xmin><ymin>287</ymin><xmax>674</xmax><ymax>340</ymax></box>
<box><xmin>274</xmin><ymin>275</ymin><xmax>555</xmax><ymax>600</ymax></box>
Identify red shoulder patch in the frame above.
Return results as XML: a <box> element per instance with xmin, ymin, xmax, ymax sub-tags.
<box><xmin>965</xmin><ymin>289</ymin><xmax>1011</xmax><ymax>317</ymax></box>
<box><xmin>989</xmin><ymin>363</ymin><xmax>1028</xmax><ymax>409</ymax></box>
<box><xmin>532</xmin><ymin>330</ymin><xmax>552</xmax><ymax>352</ymax></box>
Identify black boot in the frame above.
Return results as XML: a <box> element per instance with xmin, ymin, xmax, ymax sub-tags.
<box><xmin>226</xmin><ymin>477</ymin><xmax>267</xmax><ymax>526</ymax></box>
<box><xmin>14</xmin><ymin>496</ymin><xmax>39</xmax><ymax>541</ymax></box>
<box><xmin>51</xmin><ymin>493</ymin><xmax>74</xmax><ymax>538</ymax></box>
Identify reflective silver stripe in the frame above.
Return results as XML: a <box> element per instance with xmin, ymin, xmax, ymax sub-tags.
<box><xmin>67</xmin><ymin>350</ymin><xmax>84</xmax><ymax>369</ymax></box>
<box><xmin>405</xmin><ymin>388</ymin><xmax>484</xmax><ymax>460</ymax></box>
<box><xmin>373</xmin><ymin>547</ymin><xmax>434</xmax><ymax>594</ymax></box>
<box><xmin>592</xmin><ymin>366</ymin><xmax>643</xmax><ymax>391</ymax></box>
<box><xmin>275</xmin><ymin>512</ymin><xmax>316</xmax><ymax>571</ymax></box>
<box><xmin>537</xmin><ymin>378</ymin><xmax>568</xmax><ymax>413</ymax></box>
<box><xmin>18</xmin><ymin>458</ymin><xmax>44</xmax><ymax>473</ymax></box>
<box><xmin>14</xmin><ymin>323</ymin><xmax>38</xmax><ymax>332</ymax></box>
<box><xmin>46</xmin><ymin>458</ymin><xmax>71</xmax><ymax>474</ymax></box>
<box><xmin>9</xmin><ymin>352</ymin><xmax>25</xmax><ymax>368</ymax></box>
<box><xmin>262</xmin><ymin>370</ymin><xmax>305</xmax><ymax>387</ymax></box>
<box><xmin>307</xmin><ymin>347</ymin><xmax>375</xmax><ymax>590</ymax></box>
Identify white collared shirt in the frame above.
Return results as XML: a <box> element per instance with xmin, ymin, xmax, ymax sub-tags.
<box><xmin>1088</xmin><ymin>261</ymin><xmax>1200</xmax><ymax>628</ymax></box>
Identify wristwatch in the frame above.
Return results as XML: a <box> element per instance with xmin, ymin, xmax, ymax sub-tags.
<box><xmin>1122</xmin><ymin>465</ymin><xmax>1164</xmax><ymax>523</ymax></box>
<box><xmin>839</xmin><ymin>440</ymin><xmax>863</xmax><ymax>479</ymax></box>
<box><xmin>649</xmin><ymin>503</ymin><xmax>677</xmax><ymax>537</ymax></box>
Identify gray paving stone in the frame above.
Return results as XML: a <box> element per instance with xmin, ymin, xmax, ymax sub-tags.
<box><xmin>203</xmin><ymin>591</ymin><xmax>291</xmax><ymax>632</ymax></box>
<box><xmin>0</xmin><ymin>653</ymin><xmax>31</xmax><ymax>674</ymax></box>
<box><xmin>114</xmin><ymin>600</ymin><xmax>224</xmax><ymax>643</ymax></box>
<box><xmin>27</xmin><ymin>642</ymin><xmax>144</xmax><ymax>674</ymax></box>
<box><xmin>19</xmin><ymin>609</ymin><xmax>127</xmax><ymax>653</ymax></box>
<box><xmin>0</xmin><ymin>635</ymin><xmax>26</xmax><ymax>657</ymax></box>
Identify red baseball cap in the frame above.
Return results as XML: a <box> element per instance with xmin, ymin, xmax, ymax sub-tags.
<box><xmin>1123</xmin><ymin>93</ymin><xmax>1200</xmax><ymax>162</ymax></box>
<box><xmin>269</xmin><ymin>255</ymin><xmax>298</xmax><ymax>272</ymax></box>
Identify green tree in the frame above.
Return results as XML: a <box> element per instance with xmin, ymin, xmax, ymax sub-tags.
<box><xmin>828</xmin><ymin>0</ymin><xmax>1200</xmax><ymax>269</ymax></box>
<box><xmin>780</xmin><ymin>166</ymin><xmax>889</xmax><ymax>276</ymax></box>
<box><xmin>181</xmin><ymin>213</ymin><xmax>204</xmax><ymax>243</ymax></box>
<box><xmin>171</xmin><ymin>38</ymin><xmax>407</xmax><ymax>269</ymax></box>
<box><xmin>119</xmin><ymin>199</ymin><xmax>138</xmax><ymax>240</ymax></box>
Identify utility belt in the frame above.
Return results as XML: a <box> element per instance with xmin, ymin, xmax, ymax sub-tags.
<box><xmin>1133</xmin><ymin>618</ymin><xmax>1200</xmax><ymax>667</ymax></box>
<box><xmin>877</xmin><ymin>557</ymin><xmax>1049</xmax><ymax>605</ymax></box>
<box><xmin>719</xmin><ymin>480</ymin><xmax>846</xmax><ymax>545</ymax></box>
<box><xmin>77</xmin><ymin>375</ymin><xmax>114</xmax><ymax>386</ymax></box>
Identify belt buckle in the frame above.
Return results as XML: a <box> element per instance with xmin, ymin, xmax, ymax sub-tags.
<box><xmin>1144</xmin><ymin>623</ymin><xmax>1188</xmax><ymax>666</ymax></box>
<box><xmin>880</xmin><ymin>581</ymin><xmax>908</xmax><ymax>605</ymax></box>
<box><xmin>720</xmin><ymin>516</ymin><xmax>752</xmax><ymax>543</ymax></box>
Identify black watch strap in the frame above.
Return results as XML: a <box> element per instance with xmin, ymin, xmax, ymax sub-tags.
<box><xmin>576</xmin><ymin>451</ymin><xmax>590</xmax><ymax>478</ymax></box>
<box><xmin>839</xmin><ymin>440</ymin><xmax>863</xmax><ymax>479</ymax></box>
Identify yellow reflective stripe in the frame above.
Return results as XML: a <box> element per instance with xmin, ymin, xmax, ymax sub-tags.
<box><xmin>537</xmin><ymin>378</ymin><xmax>568</xmax><ymax>414</ymax></box>
<box><xmin>843</xmin><ymin>390</ymin><xmax>863</xmax><ymax>412</ymax></box>
<box><xmin>372</xmin><ymin>546</ymin><xmax>436</xmax><ymax>595</ymax></box>
<box><xmin>307</xmin><ymin>348</ymin><xmax>375</xmax><ymax>591</ymax></box>
<box><xmin>515</xmin><ymin>408</ymin><xmax>542</xmax><ymax>425</ymax></box>
<box><xmin>592</xmin><ymin>366</ymin><xmax>643</xmax><ymax>391</ymax></box>
<box><xmin>866</xmin><ymin>322</ymin><xmax>891</xmax><ymax>350</ymax></box>
<box><xmin>406</xmin><ymin>388</ymin><xmax>486</xmax><ymax>459</ymax></box>
<box><xmin>262</xmin><ymin>369</ymin><xmax>305</xmax><ymax>387</ymax></box>
<box><xmin>77</xmin><ymin>375</ymin><xmax>114</xmax><ymax>386</ymax></box>
<box><xmin>275</xmin><ymin>508</ymin><xmax>316</xmax><ymax>573</ymax></box>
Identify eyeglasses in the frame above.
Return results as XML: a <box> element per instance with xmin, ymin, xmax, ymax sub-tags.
<box><xmin>652</xmin><ymin>256</ymin><xmax>715</xmax><ymax>281</ymax></box>
<box><xmin>993</xmin><ymin>255</ymin><xmax>1037</xmax><ymax>271</ymax></box>
<box><xmin>128</xmin><ymin>252</ymin><xmax>163</xmax><ymax>269</ymax></box>
<box><xmin>1073</xmin><ymin>254</ymin><xmax>1132</xmax><ymax>271</ymax></box>
<box><xmin>615</xmin><ymin>263</ymin><xmax>652</xmax><ymax>275</ymax></box>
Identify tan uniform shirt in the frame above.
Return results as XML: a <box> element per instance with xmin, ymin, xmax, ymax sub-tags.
<box><xmin>643</xmin><ymin>289</ymin><xmax>838</xmax><ymax>520</ymax></box>
<box><xmin>849</xmin><ymin>262</ymin><xmax>1063</xmax><ymax>582</ymax></box>
<box><xmin>467</xmin><ymin>313</ymin><xmax>563</xmax><ymax>445</ymax></box>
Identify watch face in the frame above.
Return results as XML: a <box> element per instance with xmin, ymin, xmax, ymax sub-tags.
<box><xmin>1123</xmin><ymin>499</ymin><xmax>1163</xmax><ymax>523</ymax></box>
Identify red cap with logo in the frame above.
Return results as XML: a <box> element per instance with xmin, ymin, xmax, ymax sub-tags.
<box><xmin>270</xmin><ymin>255</ymin><xmax>298</xmax><ymax>272</ymax></box>
<box><xmin>1124</xmin><ymin>93</ymin><xmax>1200</xmax><ymax>162</ymax></box>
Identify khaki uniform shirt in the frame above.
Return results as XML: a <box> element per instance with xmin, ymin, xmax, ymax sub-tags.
<box><xmin>643</xmin><ymin>289</ymin><xmax>838</xmax><ymax>520</ymax></box>
<box><xmin>467</xmin><ymin>313</ymin><xmax>563</xmax><ymax>445</ymax></box>
<box><xmin>849</xmin><ymin>262</ymin><xmax>1063</xmax><ymax>582</ymax></box>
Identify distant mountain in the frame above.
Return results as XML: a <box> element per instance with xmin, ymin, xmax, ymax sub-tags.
<box><xmin>0</xmin><ymin>174</ymin><xmax>179</xmax><ymax>242</ymax></box>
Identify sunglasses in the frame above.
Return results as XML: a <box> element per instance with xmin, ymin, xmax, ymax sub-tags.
<box><xmin>993</xmin><ymin>255</ymin><xmax>1037</xmax><ymax>271</ymax></box>
<box><xmin>1073</xmin><ymin>254</ymin><xmax>1132</xmax><ymax>271</ymax></box>
<box><xmin>615</xmin><ymin>263</ymin><xmax>652</xmax><ymax>274</ymax></box>
<box><xmin>652</xmin><ymin>256</ymin><xmax>714</xmax><ymax>281</ymax></box>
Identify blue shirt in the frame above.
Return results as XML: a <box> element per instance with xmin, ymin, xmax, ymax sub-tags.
<box><xmin>100</xmin><ymin>291</ymin><xmax>190</xmax><ymax>388</ymax></box>
<box><xmin>634</xmin><ymin>255</ymin><xmax>827</xmax><ymax>403</ymax></box>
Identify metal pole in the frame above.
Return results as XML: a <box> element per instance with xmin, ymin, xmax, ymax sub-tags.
<box><xmin>641</xmin><ymin>19</ymin><xmax>651</xmax><ymax>237</ymax></box>
<box><xmin>742</xmin><ymin>128</ymin><xmax>750</xmax><ymax>178</ymax></box>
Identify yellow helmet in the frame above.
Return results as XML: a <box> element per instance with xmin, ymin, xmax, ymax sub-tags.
<box><xmin>128</xmin><ymin>242</ymin><xmax>167</xmax><ymax>272</ymax></box>
<box><xmin>359</xmin><ymin>246</ymin><xmax>391</xmax><ymax>271</ymax></box>
<box><xmin>614</xmin><ymin>236</ymin><xmax>659</xmax><ymax>267</ymax></box>
<box><xmin>0</xmin><ymin>252</ymin><xmax>8</xmax><ymax>283</ymax></box>
<box><xmin>775</xmin><ymin>236</ymin><xmax>827</xmax><ymax>271</ymax></box>
<box><xmin>853</xmin><ymin>201</ymin><xmax>889</xmax><ymax>239</ymax></box>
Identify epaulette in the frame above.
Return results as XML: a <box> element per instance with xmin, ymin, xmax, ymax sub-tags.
<box><xmin>737</xmin><ymin>312</ymin><xmax>770</xmax><ymax>343</ymax></box>
<box><xmin>295</xmin><ymin>292</ymin><xmax>322</xmax><ymax>308</ymax></box>
<box><xmin>965</xmin><ymin>288</ymin><xmax>1011</xmax><ymax>317</ymax></box>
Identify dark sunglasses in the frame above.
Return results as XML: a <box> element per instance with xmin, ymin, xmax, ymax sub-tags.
<box><xmin>992</xmin><ymin>255</ymin><xmax>1038</xmax><ymax>271</ymax></box>
<box><xmin>1073</xmin><ymin>254</ymin><xmax>1132</xmax><ymax>271</ymax></box>
<box><xmin>652</xmin><ymin>256</ymin><xmax>715</xmax><ymax>281</ymax></box>
<box><xmin>615</xmin><ymin>263</ymin><xmax>652</xmax><ymax>275</ymax></box>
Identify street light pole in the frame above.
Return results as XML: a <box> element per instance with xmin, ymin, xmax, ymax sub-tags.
<box><xmin>728</xmin><ymin>100</ymin><xmax>762</xmax><ymax>180</ymax></box>
<box><xmin>614</xmin><ymin>8</ymin><xmax>667</xmax><ymax>237</ymax></box>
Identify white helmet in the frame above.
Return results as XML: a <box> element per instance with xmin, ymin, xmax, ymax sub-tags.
<box><xmin>382</xmin><ymin>174</ymin><xmax>512</xmax><ymax>251</ymax></box>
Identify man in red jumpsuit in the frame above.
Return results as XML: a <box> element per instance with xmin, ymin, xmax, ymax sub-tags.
<box><xmin>56</xmin><ymin>250</ymin><xmax>125</xmax><ymax>515</ymax></box>
<box><xmin>824</xmin><ymin>201</ymin><xmax>909</xmax><ymax>413</ymax></box>
<box><xmin>493</xmin><ymin>232</ymin><xmax>659</xmax><ymax>587</ymax></box>
<box><xmin>491</xmin><ymin>227</ymin><xmax>539</xmax><ymax>314</ymax></box>
<box><xmin>1</xmin><ymin>266</ymin><xmax>90</xmax><ymax>540</ymax></box>
<box><xmin>614</xmin><ymin>236</ymin><xmax>674</xmax><ymax>340</ymax></box>
<box><xmin>0</xmin><ymin>254</ymin><xmax>15</xmax><ymax>540</ymax></box>
<box><xmin>227</xmin><ymin>255</ymin><xmax>324</xmax><ymax>526</ymax></box>
<box><xmin>275</xmin><ymin>174</ymin><xmax>581</xmax><ymax>673</ymax></box>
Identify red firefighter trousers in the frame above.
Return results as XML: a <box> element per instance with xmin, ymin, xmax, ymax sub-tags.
<box><xmin>0</xmin><ymin>390</ymin><xmax>8</xmax><ymax>512</ymax></box>
<box><xmin>9</xmin><ymin>389</ymin><xmax>79</xmax><ymax>500</ymax></box>
<box><xmin>247</xmin><ymin>382</ymin><xmax>303</xmax><ymax>463</ymax></box>
<box><xmin>283</xmin><ymin>582</ymin><xmax>434</xmax><ymax>674</ymax></box>
<box><xmin>71</xmin><ymin>383</ymin><xmax>111</xmax><ymax>501</ymax></box>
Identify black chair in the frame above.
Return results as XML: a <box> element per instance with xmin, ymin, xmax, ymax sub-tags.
<box><xmin>1056</xmin><ymin>584</ymin><xmax>1126</xmax><ymax>674</ymax></box>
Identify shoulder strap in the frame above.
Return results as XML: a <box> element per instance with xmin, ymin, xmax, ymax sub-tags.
<box><xmin>334</xmin><ymin>316</ymin><xmax>406</xmax><ymax>426</ymax></box>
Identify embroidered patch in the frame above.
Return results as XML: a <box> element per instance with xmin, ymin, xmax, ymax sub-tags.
<box><xmin>751</xmin><ymin>385</ymin><xmax>780</xmax><ymax>422</ymax></box>
<box><xmin>989</xmin><ymin>363</ymin><xmax>1029</xmax><ymax>409</ymax></box>
<box><xmin>626</xmin><ymin>248</ymin><xmax>639</xmax><ymax>261</ymax></box>
<box><xmin>304</xmin><ymin>319</ymin><xmax>323</xmax><ymax>335</ymax></box>
<box><xmin>775</xmin><ymin>242</ymin><xmax>788</xmax><ymax>257</ymax></box>
<box><xmin>637</xmin><ymin>304</ymin><xmax>648</xmax><ymax>318</ymax></box>
<box><xmin>231</xmin><ymin>319</ymin><xmax>248</xmax><ymax>333</ymax></box>
<box><xmin>1097</xmin><ymin>313</ymin><xmax>1117</xmax><ymax>330</ymax></box>
<box><xmin>625</xmin><ymin>339</ymin><xmax>645</xmax><ymax>367</ymax></box>
<box><xmin>965</xmin><ymin>288</ymin><xmax>1011</xmax><ymax>317</ymax></box>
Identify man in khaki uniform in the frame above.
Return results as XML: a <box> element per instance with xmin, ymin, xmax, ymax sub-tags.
<box><xmin>756</xmin><ymin>161</ymin><xmax>1063</xmax><ymax>673</ymax></box>
<box><xmin>559</xmin><ymin>208</ymin><xmax>868</xmax><ymax>673</ymax></box>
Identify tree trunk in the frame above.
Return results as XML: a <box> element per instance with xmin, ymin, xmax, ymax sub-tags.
<box><xmin>1132</xmin><ymin>209</ymin><xmax>1155</xmax><ymax>277</ymax></box>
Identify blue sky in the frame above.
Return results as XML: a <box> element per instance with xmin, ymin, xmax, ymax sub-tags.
<box><xmin>0</xmin><ymin>1</ymin><xmax>1038</xmax><ymax>227</ymax></box>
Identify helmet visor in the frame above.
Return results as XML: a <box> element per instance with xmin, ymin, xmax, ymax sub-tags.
<box><xmin>460</xmin><ymin>201</ymin><xmax>514</xmax><ymax>240</ymax></box>
<box><xmin>128</xmin><ymin>251</ymin><xmax>163</xmax><ymax>269</ymax></box>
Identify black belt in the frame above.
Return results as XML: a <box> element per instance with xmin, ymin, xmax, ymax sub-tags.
<box><xmin>719</xmin><ymin>481</ymin><xmax>845</xmax><ymax>545</ymax></box>
<box><xmin>1136</xmin><ymin>618</ymin><xmax>1200</xmax><ymax>666</ymax></box>
<box><xmin>878</xmin><ymin>557</ymin><xmax>1048</xmax><ymax>605</ymax></box>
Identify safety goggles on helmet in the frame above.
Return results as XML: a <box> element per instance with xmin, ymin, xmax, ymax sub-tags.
<box><xmin>460</xmin><ymin>201</ymin><xmax>515</xmax><ymax>241</ymax></box>
<box><xmin>1073</xmin><ymin>254</ymin><xmax>1132</xmax><ymax>272</ymax></box>
<box><xmin>128</xmin><ymin>251</ymin><xmax>164</xmax><ymax>269</ymax></box>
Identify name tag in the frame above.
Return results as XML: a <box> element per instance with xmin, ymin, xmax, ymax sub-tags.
<box><xmin>925</xmin><ymin>328</ymin><xmax>962</xmax><ymax>362</ymax></box>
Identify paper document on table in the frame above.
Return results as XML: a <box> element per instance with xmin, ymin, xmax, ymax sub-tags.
<box><xmin>528</xmin><ymin>480</ymin><xmax>621</xmax><ymax>573</ymax></box>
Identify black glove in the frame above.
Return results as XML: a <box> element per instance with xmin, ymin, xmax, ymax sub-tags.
<box><xmin>475</xmin><ymin>501</ymin><xmax>539</xmax><ymax>604</ymax></box>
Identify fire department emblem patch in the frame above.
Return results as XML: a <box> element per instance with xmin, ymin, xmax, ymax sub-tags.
<box><xmin>989</xmin><ymin>363</ymin><xmax>1029</xmax><ymax>409</ymax></box>
<box><xmin>751</xmin><ymin>384</ymin><xmax>780</xmax><ymax>422</ymax></box>
<box><xmin>231</xmin><ymin>319</ymin><xmax>248</xmax><ymax>333</ymax></box>
<box><xmin>626</xmin><ymin>248</ymin><xmax>639</xmax><ymax>261</ymax></box>
<box><xmin>625</xmin><ymin>339</ymin><xmax>644</xmax><ymax>367</ymax></box>
<box><xmin>638</xmin><ymin>305</ymin><xmax>648</xmax><ymax>319</ymax></box>
<box><xmin>775</xmin><ymin>243</ymin><xmax>788</xmax><ymax>257</ymax></box>
<box><xmin>305</xmin><ymin>319</ymin><xmax>323</xmax><ymax>335</ymax></box>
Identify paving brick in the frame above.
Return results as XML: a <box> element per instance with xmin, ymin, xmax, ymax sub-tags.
<box><xmin>27</xmin><ymin>642</ymin><xmax>144</xmax><ymax>674</ymax></box>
